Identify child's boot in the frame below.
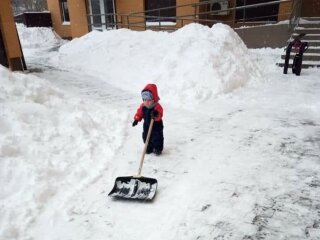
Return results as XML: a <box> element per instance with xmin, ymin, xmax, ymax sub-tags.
<box><xmin>146</xmin><ymin>145</ymin><xmax>153</xmax><ymax>154</ymax></box>
<box><xmin>154</xmin><ymin>149</ymin><xmax>162</xmax><ymax>156</ymax></box>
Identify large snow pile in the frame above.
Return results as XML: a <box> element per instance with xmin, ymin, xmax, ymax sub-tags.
<box><xmin>53</xmin><ymin>23</ymin><xmax>261</xmax><ymax>109</ymax></box>
<box><xmin>0</xmin><ymin>65</ymin><xmax>127</xmax><ymax>238</ymax></box>
<box><xmin>17</xmin><ymin>23</ymin><xmax>66</xmax><ymax>49</ymax></box>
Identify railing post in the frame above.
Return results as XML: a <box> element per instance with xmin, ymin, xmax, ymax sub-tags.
<box><xmin>289</xmin><ymin>0</ymin><xmax>302</xmax><ymax>35</ymax></box>
<box><xmin>243</xmin><ymin>0</ymin><xmax>246</xmax><ymax>27</ymax></box>
<box><xmin>127</xmin><ymin>15</ymin><xmax>130</xmax><ymax>29</ymax></box>
<box><xmin>158</xmin><ymin>9</ymin><xmax>161</xmax><ymax>30</ymax></box>
<box><xmin>194</xmin><ymin>4</ymin><xmax>197</xmax><ymax>25</ymax></box>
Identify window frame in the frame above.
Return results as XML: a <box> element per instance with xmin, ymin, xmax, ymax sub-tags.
<box><xmin>60</xmin><ymin>0</ymin><xmax>70</xmax><ymax>23</ymax></box>
<box><xmin>145</xmin><ymin>0</ymin><xmax>176</xmax><ymax>23</ymax></box>
<box><xmin>86</xmin><ymin>0</ymin><xmax>116</xmax><ymax>31</ymax></box>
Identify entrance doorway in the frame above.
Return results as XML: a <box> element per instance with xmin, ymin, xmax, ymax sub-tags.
<box><xmin>87</xmin><ymin>0</ymin><xmax>116</xmax><ymax>31</ymax></box>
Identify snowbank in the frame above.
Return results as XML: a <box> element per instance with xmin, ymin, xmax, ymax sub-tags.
<box><xmin>53</xmin><ymin>23</ymin><xmax>261</xmax><ymax>109</ymax></box>
<box><xmin>17</xmin><ymin>23</ymin><xmax>67</xmax><ymax>48</ymax></box>
<box><xmin>17</xmin><ymin>23</ymin><xmax>66</xmax><ymax>49</ymax></box>
<box><xmin>0</xmin><ymin>65</ymin><xmax>127</xmax><ymax>238</ymax></box>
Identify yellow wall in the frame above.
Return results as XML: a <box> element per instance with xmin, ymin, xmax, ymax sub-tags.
<box><xmin>47</xmin><ymin>0</ymin><xmax>72</xmax><ymax>38</ymax></box>
<box><xmin>176</xmin><ymin>0</ymin><xmax>199</xmax><ymax>28</ymax></box>
<box><xmin>47</xmin><ymin>0</ymin><xmax>89</xmax><ymax>38</ymax></box>
<box><xmin>0</xmin><ymin>0</ymin><xmax>25</xmax><ymax>71</ymax></box>
<box><xmin>69</xmin><ymin>0</ymin><xmax>89</xmax><ymax>37</ymax></box>
<box><xmin>116</xmin><ymin>0</ymin><xmax>145</xmax><ymax>31</ymax></box>
<box><xmin>278</xmin><ymin>0</ymin><xmax>292</xmax><ymax>21</ymax></box>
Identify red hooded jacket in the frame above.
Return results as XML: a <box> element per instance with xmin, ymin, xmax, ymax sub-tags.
<box><xmin>134</xmin><ymin>84</ymin><xmax>163</xmax><ymax>122</ymax></box>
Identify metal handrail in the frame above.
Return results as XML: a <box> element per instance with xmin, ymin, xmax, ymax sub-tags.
<box><xmin>130</xmin><ymin>0</ymin><xmax>292</xmax><ymax>15</ymax></box>
<box><xmin>87</xmin><ymin>0</ymin><xmax>295</xmax><ymax>31</ymax></box>
<box><xmin>288</xmin><ymin>0</ymin><xmax>302</xmax><ymax>35</ymax></box>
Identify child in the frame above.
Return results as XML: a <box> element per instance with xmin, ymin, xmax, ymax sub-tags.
<box><xmin>132</xmin><ymin>83</ymin><xmax>164</xmax><ymax>155</ymax></box>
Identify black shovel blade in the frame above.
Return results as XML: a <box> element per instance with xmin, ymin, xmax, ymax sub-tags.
<box><xmin>108</xmin><ymin>176</ymin><xmax>158</xmax><ymax>200</ymax></box>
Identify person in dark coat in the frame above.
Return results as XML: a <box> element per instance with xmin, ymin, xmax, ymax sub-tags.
<box><xmin>291</xmin><ymin>33</ymin><xmax>308</xmax><ymax>75</ymax></box>
<box><xmin>292</xmin><ymin>33</ymin><xmax>306</xmax><ymax>53</ymax></box>
<box><xmin>132</xmin><ymin>83</ymin><xmax>164</xmax><ymax>155</ymax></box>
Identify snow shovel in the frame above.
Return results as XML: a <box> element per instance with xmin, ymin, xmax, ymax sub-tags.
<box><xmin>108</xmin><ymin>118</ymin><xmax>158</xmax><ymax>200</ymax></box>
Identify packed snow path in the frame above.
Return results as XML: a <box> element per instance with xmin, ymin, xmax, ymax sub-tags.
<box><xmin>26</xmin><ymin>49</ymin><xmax>320</xmax><ymax>239</ymax></box>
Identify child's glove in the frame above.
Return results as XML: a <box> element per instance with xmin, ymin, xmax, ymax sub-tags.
<box><xmin>151</xmin><ymin>110</ymin><xmax>158</xmax><ymax>119</ymax></box>
<box><xmin>132</xmin><ymin>120</ymin><xmax>138</xmax><ymax>127</ymax></box>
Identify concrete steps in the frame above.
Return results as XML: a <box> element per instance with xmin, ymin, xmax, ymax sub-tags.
<box><xmin>280</xmin><ymin>53</ymin><xmax>320</xmax><ymax>61</ymax></box>
<box><xmin>277</xmin><ymin>62</ymin><xmax>320</xmax><ymax>68</ymax></box>
<box><xmin>292</xmin><ymin>33</ymin><xmax>320</xmax><ymax>41</ymax></box>
<box><xmin>295</xmin><ymin>28</ymin><xmax>320</xmax><ymax>34</ymax></box>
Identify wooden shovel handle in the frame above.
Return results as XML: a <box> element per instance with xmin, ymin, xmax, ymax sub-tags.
<box><xmin>137</xmin><ymin>118</ymin><xmax>154</xmax><ymax>176</ymax></box>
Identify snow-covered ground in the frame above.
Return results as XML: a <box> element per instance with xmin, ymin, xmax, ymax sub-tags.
<box><xmin>1</xmin><ymin>23</ymin><xmax>320</xmax><ymax>240</ymax></box>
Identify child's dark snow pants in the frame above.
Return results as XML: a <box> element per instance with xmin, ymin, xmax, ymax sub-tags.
<box><xmin>142</xmin><ymin>128</ymin><xmax>164</xmax><ymax>153</ymax></box>
<box><xmin>142</xmin><ymin>108</ymin><xmax>164</xmax><ymax>153</ymax></box>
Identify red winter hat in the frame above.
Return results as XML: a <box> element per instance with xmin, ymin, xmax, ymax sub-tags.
<box><xmin>141</xmin><ymin>84</ymin><xmax>160</xmax><ymax>102</ymax></box>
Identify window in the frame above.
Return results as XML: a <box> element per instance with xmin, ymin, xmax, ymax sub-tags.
<box><xmin>145</xmin><ymin>0</ymin><xmax>176</xmax><ymax>23</ymax></box>
<box><xmin>60</xmin><ymin>0</ymin><xmax>70</xmax><ymax>22</ymax></box>
<box><xmin>87</xmin><ymin>0</ymin><xmax>116</xmax><ymax>31</ymax></box>
<box><xmin>235</xmin><ymin>0</ymin><xmax>279</xmax><ymax>23</ymax></box>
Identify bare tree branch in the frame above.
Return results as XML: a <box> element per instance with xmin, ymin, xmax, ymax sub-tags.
<box><xmin>12</xmin><ymin>0</ymin><xmax>48</xmax><ymax>15</ymax></box>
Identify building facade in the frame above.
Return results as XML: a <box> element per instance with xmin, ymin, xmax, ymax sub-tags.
<box><xmin>0</xmin><ymin>0</ymin><xmax>26</xmax><ymax>71</ymax></box>
<box><xmin>1</xmin><ymin>0</ymin><xmax>319</xmax><ymax>72</ymax></box>
<box><xmin>45</xmin><ymin>0</ymin><xmax>320</xmax><ymax>39</ymax></box>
